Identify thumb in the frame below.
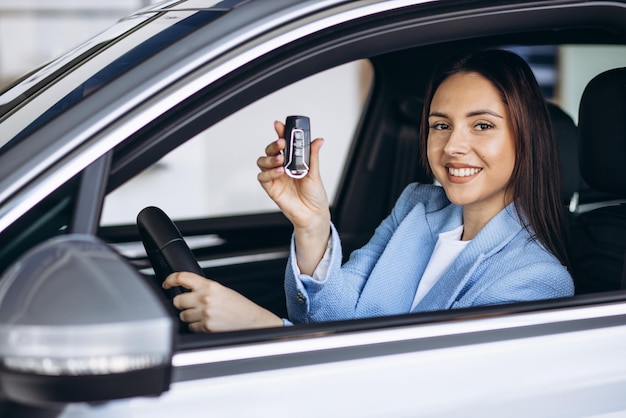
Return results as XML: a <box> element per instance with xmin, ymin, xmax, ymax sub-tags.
<box><xmin>163</xmin><ymin>271</ymin><xmax>207</xmax><ymax>291</ymax></box>
<box><xmin>274</xmin><ymin>120</ymin><xmax>285</xmax><ymax>139</ymax></box>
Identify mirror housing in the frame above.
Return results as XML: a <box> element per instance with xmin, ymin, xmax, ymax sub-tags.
<box><xmin>0</xmin><ymin>235</ymin><xmax>174</xmax><ymax>405</ymax></box>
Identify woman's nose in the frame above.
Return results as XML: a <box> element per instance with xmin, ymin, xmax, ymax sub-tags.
<box><xmin>443</xmin><ymin>128</ymin><xmax>469</xmax><ymax>156</ymax></box>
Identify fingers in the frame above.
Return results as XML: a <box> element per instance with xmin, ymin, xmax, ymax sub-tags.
<box><xmin>257</xmin><ymin>137</ymin><xmax>286</xmax><ymax>187</ymax></box>
<box><xmin>274</xmin><ymin>120</ymin><xmax>285</xmax><ymax>138</ymax></box>
<box><xmin>166</xmin><ymin>270</ymin><xmax>284</xmax><ymax>333</ymax></box>
<box><xmin>168</xmin><ymin>277</ymin><xmax>219</xmax><ymax>333</ymax></box>
<box><xmin>162</xmin><ymin>271</ymin><xmax>204</xmax><ymax>291</ymax></box>
<box><xmin>257</xmin><ymin>139</ymin><xmax>284</xmax><ymax>168</ymax></box>
<box><xmin>171</xmin><ymin>288</ymin><xmax>199</xmax><ymax>311</ymax></box>
<box><xmin>181</xmin><ymin>307</ymin><xmax>210</xmax><ymax>333</ymax></box>
<box><xmin>178</xmin><ymin>304</ymin><xmax>202</xmax><ymax>323</ymax></box>
<box><xmin>188</xmin><ymin>321</ymin><xmax>206</xmax><ymax>333</ymax></box>
<box><xmin>264</xmin><ymin>136</ymin><xmax>285</xmax><ymax>157</ymax></box>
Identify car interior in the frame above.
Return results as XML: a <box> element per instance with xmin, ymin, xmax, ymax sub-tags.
<box><xmin>570</xmin><ymin>67</ymin><xmax>626</xmax><ymax>294</ymax></box>
<box><xmin>102</xmin><ymin>38</ymin><xmax>626</xmax><ymax>341</ymax></box>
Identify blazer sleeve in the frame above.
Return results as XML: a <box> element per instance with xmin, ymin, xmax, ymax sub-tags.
<box><xmin>284</xmin><ymin>183</ymin><xmax>432</xmax><ymax>323</ymax></box>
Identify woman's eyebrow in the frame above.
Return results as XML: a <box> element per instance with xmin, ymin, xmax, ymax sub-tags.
<box><xmin>428</xmin><ymin>111</ymin><xmax>448</xmax><ymax>118</ymax></box>
<box><xmin>428</xmin><ymin>110</ymin><xmax>504</xmax><ymax>119</ymax></box>
<box><xmin>466</xmin><ymin>109</ymin><xmax>503</xmax><ymax>119</ymax></box>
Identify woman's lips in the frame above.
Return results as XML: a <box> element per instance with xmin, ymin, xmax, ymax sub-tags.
<box><xmin>445</xmin><ymin>166</ymin><xmax>482</xmax><ymax>183</ymax></box>
<box><xmin>447</xmin><ymin>167</ymin><xmax>482</xmax><ymax>177</ymax></box>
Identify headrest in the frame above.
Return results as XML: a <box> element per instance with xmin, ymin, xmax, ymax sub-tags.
<box><xmin>579</xmin><ymin>67</ymin><xmax>626</xmax><ymax>196</ymax></box>
<box><xmin>547</xmin><ymin>102</ymin><xmax>579</xmax><ymax>204</ymax></box>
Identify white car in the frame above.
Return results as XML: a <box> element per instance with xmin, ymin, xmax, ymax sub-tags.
<box><xmin>0</xmin><ymin>0</ymin><xmax>625</xmax><ymax>416</ymax></box>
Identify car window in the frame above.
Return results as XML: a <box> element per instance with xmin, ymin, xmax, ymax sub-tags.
<box><xmin>0</xmin><ymin>9</ymin><xmax>226</xmax><ymax>152</ymax></box>
<box><xmin>101</xmin><ymin>60</ymin><xmax>373</xmax><ymax>225</ymax></box>
<box><xmin>0</xmin><ymin>176</ymin><xmax>80</xmax><ymax>275</ymax></box>
<box><xmin>558</xmin><ymin>44</ymin><xmax>626</xmax><ymax>123</ymax></box>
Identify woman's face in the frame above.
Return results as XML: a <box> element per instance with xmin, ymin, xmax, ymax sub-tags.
<box><xmin>427</xmin><ymin>72</ymin><xmax>516</xmax><ymax>216</ymax></box>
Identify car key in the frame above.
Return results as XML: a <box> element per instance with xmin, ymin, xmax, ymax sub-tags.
<box><xmin>283</xmin><ymin>115</ymin><xmax>311</xmax><ymax>178</ymax></box>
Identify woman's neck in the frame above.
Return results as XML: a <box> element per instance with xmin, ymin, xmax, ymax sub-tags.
<box><xmin>461</xmin><ymin>203</ymin><xmax>506</xmax><ymax>241</ymax></box>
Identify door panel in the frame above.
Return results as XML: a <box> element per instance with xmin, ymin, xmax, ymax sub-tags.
<box><xmin>58</xmin><ymin>302</ymin><xmax>626</xmax><ymax>417</ymax></box>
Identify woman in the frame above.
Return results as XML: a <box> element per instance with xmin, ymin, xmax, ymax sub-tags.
<box><xmin>164</xmin><ymin>49</ymin><xmax>574</xmax><ymax>331</ymax></box>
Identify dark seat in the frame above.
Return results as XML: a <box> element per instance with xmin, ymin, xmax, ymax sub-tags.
<box><xmin>546</xmin><ymin>101</ymin><xmax>580</xmax><ymax>209</ymax></box>
<box><xmin>570</xmin><ymin>67</ymin><xmax>626</xmax><ymax>294</ymax></box>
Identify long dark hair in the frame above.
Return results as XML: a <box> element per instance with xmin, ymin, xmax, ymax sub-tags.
<box><xmin>419</xmin><ymin>49</ymin><xmax>569</xmax><ymax>266</ymax></box>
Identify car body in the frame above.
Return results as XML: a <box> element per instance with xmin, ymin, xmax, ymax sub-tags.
<box><xmin>0</xmin><ymin>0</ymin><xmax>626</xmax><ymax>416</ymax></box>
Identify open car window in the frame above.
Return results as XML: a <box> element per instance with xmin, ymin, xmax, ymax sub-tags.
<box><xmin>95</xmin><ymin>41</ymin><xmax>626</xmax><ymax>343</ymax></box>
<box><xmin>101</xmin><ymin>60</ymin><xmax>373</xmax><ymax>225</ymax></box>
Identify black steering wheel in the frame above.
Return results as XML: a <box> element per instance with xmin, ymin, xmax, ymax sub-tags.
<box><xmin>137</xmin><ymin>206</ymin><xmax>204</xmax><ymax>331</ymax></box>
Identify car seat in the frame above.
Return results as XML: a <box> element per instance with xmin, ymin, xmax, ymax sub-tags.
<box><xmin>570</xmin><ymin>67</ymin><xmax>626</xmax><ymax>294</ymax></box>
<box><xmin>547</xmin><ymin>101</ymin><xmax>580</xmax><ymax>210</ymax></box>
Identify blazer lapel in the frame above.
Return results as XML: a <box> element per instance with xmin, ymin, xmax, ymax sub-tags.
<box><xmin>413</xmin><ymin>204</ymin><xmax>524</xmax><ymax>312</ymax></box>
<box><xmin>355</xmin><ymin>202</ymin><xmax>462</xmax><ymax>316</ymax></box>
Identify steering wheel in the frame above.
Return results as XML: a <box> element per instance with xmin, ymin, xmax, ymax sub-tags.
<box><xmin>137</xmin><ymin>206</ymin><xmax>204</xmax><ymax>331</ymax></box>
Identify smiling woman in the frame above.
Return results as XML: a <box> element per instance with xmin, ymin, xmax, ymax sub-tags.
<box><xmin>279</xmin><ymin>49</ymin><xmax>573</xmax><ymax>323</ymax></box>
<box><xmin>426</xmin><ymin>71</ymin><xmax>517</xmax><ymax>240</ymax></box>
<box><xmin>166</xmin><ymin>49</ymin><xmax>575</xmax><ymax>331</ymax></box>
<box><xmin>422</xmin><ymin>49</ymin><xmax>571</xmax><ymax>267</ymax></box>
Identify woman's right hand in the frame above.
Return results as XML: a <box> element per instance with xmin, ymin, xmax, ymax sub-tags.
<box><xmin>257</xmin><ymin>120</ymin><xmax>330</xmax><ymax>229</ymax></box>
<box><xmin>257</xmin><ymin>120</ymin><xmax>331</xmax><ymax>275</ymax></box>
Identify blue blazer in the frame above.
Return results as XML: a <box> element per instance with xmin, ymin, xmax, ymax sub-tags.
<box><xmin>285</xmin><ymin>183</ymin><xmax>574</xmax><ymax>323</ymax></box>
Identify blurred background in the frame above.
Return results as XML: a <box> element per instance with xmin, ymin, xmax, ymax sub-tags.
<box><xmin>0</xmin><ymin>1</ymin><xmax>154</xmax><ymax>87</ymax></box>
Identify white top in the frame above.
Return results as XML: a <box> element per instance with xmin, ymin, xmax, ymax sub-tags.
<box><xmin>307</xmin><ymin>225</ymin><xmax>470</xmax><ymax>311</ymax></box>
<box><xmin>410</xmin><ymin>225</ymin><xmax>469</xmax><ymax>310</ymax></box>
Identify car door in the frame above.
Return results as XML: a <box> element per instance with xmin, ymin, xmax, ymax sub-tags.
<box><xmin>1</xmin><ymin>1</ymin><xmax>626</xmax><ymax>417</ymax></box>
<box><xmin>91</xmin><ymin>2</ymin><xmax>626</xmax><ymax>416</ymax></box>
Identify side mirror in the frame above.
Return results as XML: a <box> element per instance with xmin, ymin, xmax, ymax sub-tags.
<box><xmin>0</xmin><ymin>235</ymin><xmax>174</xmax><ymax>405</ymax></box>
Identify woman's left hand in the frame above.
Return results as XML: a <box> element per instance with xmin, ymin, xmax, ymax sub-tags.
<box><xmin>163</xmin><ymin>272</ymin><xmax>283</xmax><ymax>332</ymax></box>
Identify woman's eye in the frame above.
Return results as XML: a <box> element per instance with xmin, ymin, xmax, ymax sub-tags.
<box><xmin>475</xmin><ymin>122</ymin><xmax>493</xmax><ymax>131</ymax></box>
<box><xmin>430</xmin><ymin>122</ymin><xmax>449</xmax><ymax>131</ymax></box>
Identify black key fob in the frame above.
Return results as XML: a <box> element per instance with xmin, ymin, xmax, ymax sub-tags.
<box><xmin>283</xmin><ymin>115</ymin><xmax>310</xmax><ymax>178</ymax></box>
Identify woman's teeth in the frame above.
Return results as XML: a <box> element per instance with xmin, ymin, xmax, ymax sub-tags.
<box><xmin>448</xmin><ymin>167</ymin><xmax>482</xmax><ymax>177</ymax></box>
